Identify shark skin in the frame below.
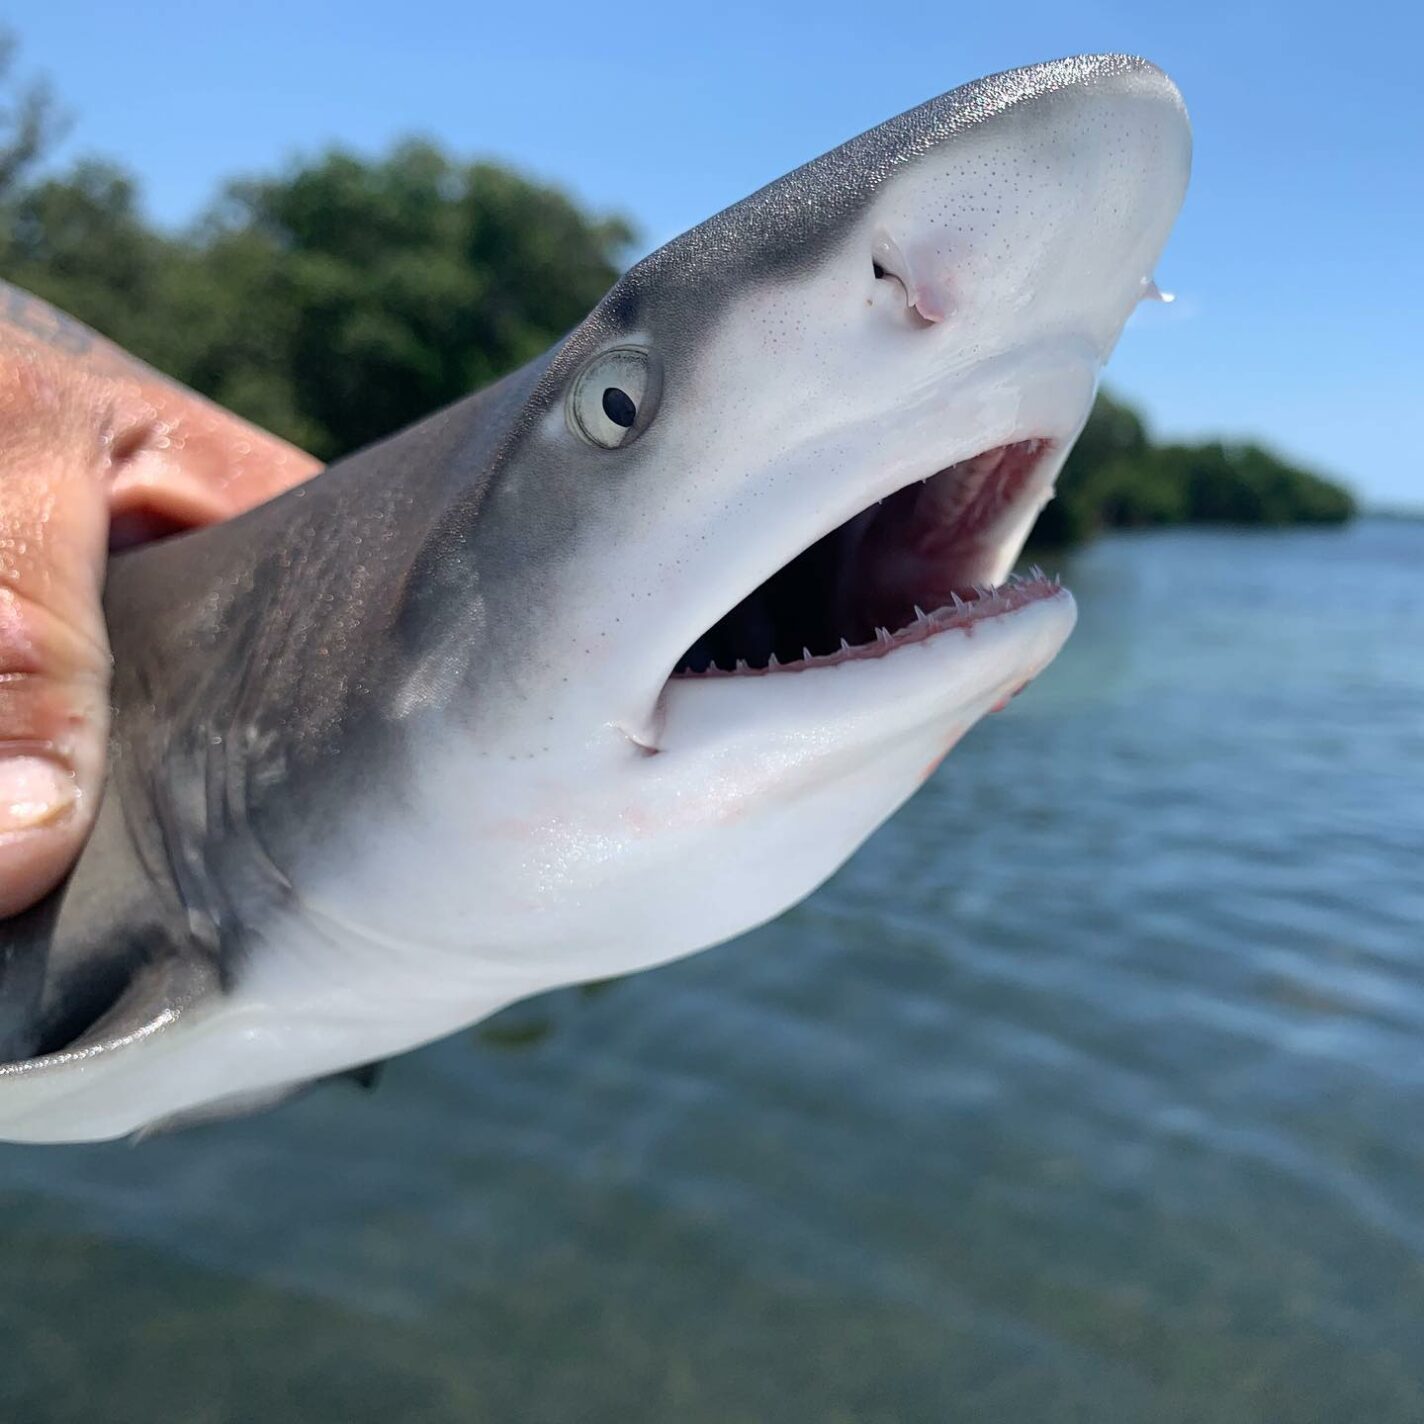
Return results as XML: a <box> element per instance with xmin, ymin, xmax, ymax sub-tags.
<box><xmin>0</xmin><ymin>54</ymin><xmax>1191</xmax><ymax>1142</ymax></box>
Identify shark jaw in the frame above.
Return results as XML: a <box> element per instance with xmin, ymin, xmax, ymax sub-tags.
<box><xmin>671</xmin><ymin>438</ymin><xmax>1062</xmax><ymax>679</ymax></box>
<box><xmin>624</xmin><ymin>429</ymin><xmax>1080</xmax><ymax>915</ymax></box>
<box><xmin>642</xmin><ymin>432</ymin><xmax>1078</xmax><ymax>784</ymax></box>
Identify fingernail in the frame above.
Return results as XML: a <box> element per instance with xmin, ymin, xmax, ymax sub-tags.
<box><xmin>0</xmin><ymin>756</ymin><xmax>78</xmax><ymax>833</ymax></box>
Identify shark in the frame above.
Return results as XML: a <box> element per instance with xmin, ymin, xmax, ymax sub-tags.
<box><xmin>0</xmin><ymin>54</ymin><xmax>1190</xmax><ymax>1142</ymax></box>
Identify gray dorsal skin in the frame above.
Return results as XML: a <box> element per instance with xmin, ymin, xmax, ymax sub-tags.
<box><xmin>0</xmin><ymin>366</ymin><xmax>536</xmax><ymax>1062</ymax></box>
<box><xmin>0</xmin><ymin>55</ymin><xmax>1191</xmax><ymax>1141</ymax></box>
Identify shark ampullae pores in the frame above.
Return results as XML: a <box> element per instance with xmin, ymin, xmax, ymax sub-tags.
<box><xmin>0</xmin><ymin>54</ymin><xmax>1190</xmax><ymax>1142</ymax></box>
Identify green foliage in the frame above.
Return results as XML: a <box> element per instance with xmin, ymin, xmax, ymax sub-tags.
<box><xmin>176</xmin><ymin>142</ymin><xmax>635</xmax><ymax>456</ymax></box>
<box><xmin>2</xmin><ymin>143</ymin><xmax>634</xmax><ymax>459</ymax></box>
<box><xmin>0</xmin><ymin>29</ymin><xmax>1356</xmax><ymax>535</ymax></box>
<box><xmin>0</xmin><ymin>31</ymin><xmax>66</xmax><ymax>202</ymax></box>
<box><xmin>1030</xmin><ymin>390</ymin><xmax>1152</xmax><ymax>545</ymax></box>
<box><xmin>1168</xmin><ymin>440</ymin><xmax>1356</xmax><ymax>525</ymax></box>
<box><xmin>0</xmin><ymin>32</ymin><xmax>634</xmax><ymax>460</ymax></box>
<box><xmin>1028</xmin><ymin>393</ymin><xmax>1356</xmax><ymax>548</ymax></box>
<box><xmin>2</xmin><ymin>159</ymin><xmax>183</xmax><ymax>361</ymax></box>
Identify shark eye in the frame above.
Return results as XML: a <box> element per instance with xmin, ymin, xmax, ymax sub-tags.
<box><xmin>569</xmin><ymin>346</ymin><xmax>658</xmax><ymax>449</ymax></box>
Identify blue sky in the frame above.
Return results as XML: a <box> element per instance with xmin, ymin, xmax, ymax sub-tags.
<box><xmin>14</xmin><ymin>1</ymin><xmax>1422</xmax><ymax>505</ymax></box>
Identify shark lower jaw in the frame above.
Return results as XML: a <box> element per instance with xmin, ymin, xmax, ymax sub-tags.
<box><xmin>647</xmin><ymin>434</ymin><xmax>1075</xmax><ymax>754</ymax></box>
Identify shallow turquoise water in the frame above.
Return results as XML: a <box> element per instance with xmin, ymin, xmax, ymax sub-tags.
<box><xmin>3</xmin><ymin>520</ymin><xmax>1422</xmax><ymax>1422</ymax></box>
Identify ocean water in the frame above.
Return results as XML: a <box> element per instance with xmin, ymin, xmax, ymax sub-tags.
<box><xmin>2</xmin><ymin>519</ymin><xmax>1421</xmax><ymax>1423</ymax></box>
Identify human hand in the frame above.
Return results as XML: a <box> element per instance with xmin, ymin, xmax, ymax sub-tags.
<box><xmin>0</xmin><ymin>282</ymin><xmax>322</xmax><ymax>916</ymax></box>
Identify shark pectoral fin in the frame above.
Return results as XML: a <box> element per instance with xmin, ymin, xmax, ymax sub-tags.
<box><xmin>337</xmin><ymin>1059</ymin><xmax>386</xmax><ymax>1092</ymax></box>
<box><xmin>132</xmin><ymin>1057</ymin><xmax>389</xmax><ymax>1141</ymax></box>
<box><xmin>131</xmin><ymin>1080</ymin><xmax>307</xmax><ymax>1140</ymax></box>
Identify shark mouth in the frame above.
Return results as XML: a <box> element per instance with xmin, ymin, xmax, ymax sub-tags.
<box><xmin>673</xmin><ymin>438</ymin><xmax>1058</xmax><ymax>676</ymax></box>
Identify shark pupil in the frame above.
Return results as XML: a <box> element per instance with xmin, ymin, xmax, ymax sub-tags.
<box><xmin>602</xmin><ymin>387</ymin><xmax>637</xmax><ymax>428</ymax></box>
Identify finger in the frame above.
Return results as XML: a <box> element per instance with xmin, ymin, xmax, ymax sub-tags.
<box><xmin>105</xmin><ymin>374</ymin><xmax>322</xmax><ymax>546</ymax></box>
<box><xmin>0</xmin><ymin>285</ymin><xmax>321</xmax><ymax>915</ymax></box>
<box><xmin>0</xmin><ymin>339</ymin><xmax>113</xmax><ymax>916</ymax></box>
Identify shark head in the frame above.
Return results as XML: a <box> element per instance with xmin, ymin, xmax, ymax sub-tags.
<box><xmin>344</xmin><ymin>52</ymin><xmax>1190</xmax><ymax>970</ymax></box>
<box><xmin>0</xmin><ymin>54</ymin><xmax>1190</xmax><ymax>1141</ymax></box>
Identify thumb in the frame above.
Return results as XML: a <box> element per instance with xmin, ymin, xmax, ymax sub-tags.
<box><xmin>0</xmin><ymin>284</ymin><xmax>321</xmax><ymax>916</ymax></box>
<box><xmin>0</xmin><ymin>333</ymin><xmax>112</xmax><ymax>916</ymax></box>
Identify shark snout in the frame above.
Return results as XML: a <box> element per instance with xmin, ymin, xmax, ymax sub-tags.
<box><xmin>852</xmin><ymin>57</ymin><xmax>1190</xmax><ymax>366</ymax></box>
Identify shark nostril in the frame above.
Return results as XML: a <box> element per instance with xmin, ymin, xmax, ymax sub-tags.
<box><xmin>871</xmin><ymin>231</ymin><xmax>913</xmax><ymax>303</ymax></box>
<box><xmin>870</xmin><ymin>231</ymin><xmax>940</xmax><ymax>326</ymax></box>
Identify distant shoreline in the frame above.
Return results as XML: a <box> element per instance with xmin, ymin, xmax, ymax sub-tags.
<box><xmin>1365</xmin><ymin>506</ymin><xmax>1424</xmax><ymax>522</ymax></box>
<box><xmin>1026</xmin><ymin>391</ymin><xmax>1357</xmax><ymax>551</ymax></box>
